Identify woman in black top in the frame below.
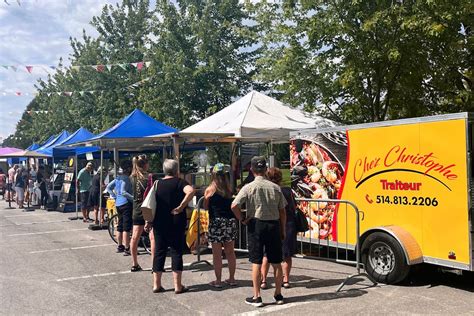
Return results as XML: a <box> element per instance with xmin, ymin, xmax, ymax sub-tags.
<box><xmin>149</xmin><ymin>159</ymin><xmax>195</xmax><ymax>294</ymax></box>
<box><xmin>261</xmin><ymin>167</ymin><xmax>297</xmax><ymax>289</ymax></box>
<box><xmin>129</xmin><ymin>154</ymin><xmax>154</xmax><ymax>272</ymax></box>
<box><xmin>89</xmin><ymin>169</ymin><xmax>107</xmax><ymax>225</ymax></box>
<box><xmin>36</xmin><ymin>166</ymin><xmax>48</xmax><ymax>209</ymax></box>
<box><xmin>203</xmin><ymin>163</ymin><xmax>237</xmax><ymax>288</ymax></box>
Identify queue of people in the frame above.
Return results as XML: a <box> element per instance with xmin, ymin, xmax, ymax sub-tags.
<box><xmin>2</xmin><ymin>164</ymin><xmax>50</xmax><ymax>209</ymax></box>
<box><xmin>103</xmin><ymin>154</ymin><xmax>296</xmax><ymax>306</ymax></box>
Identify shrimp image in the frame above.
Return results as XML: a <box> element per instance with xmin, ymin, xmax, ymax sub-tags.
<box><xmin>308</xmin><ymin>165</ymin><xmax>321</xmax><ymax>183</ymax></box>
<box><xmin>322</xmin><ymin>161</ymin><xmax>339</xmax><ymax>183</ymax></box>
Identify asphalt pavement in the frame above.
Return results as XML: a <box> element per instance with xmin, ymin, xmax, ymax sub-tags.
<box><xmin>0</xmin><ymin>199</ymin><xmax>473</xmax><ymax>315</ymax></box>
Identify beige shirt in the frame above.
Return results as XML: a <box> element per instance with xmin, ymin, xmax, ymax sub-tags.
<box><xmin>233</xmin><ymin>176</ymin><xmax>287</xmax><ymax>221</ymax></box>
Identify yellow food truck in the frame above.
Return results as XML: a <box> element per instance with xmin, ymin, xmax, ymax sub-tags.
<box><xmin>290</xmin><ymin>112</ymin><xmax>473</xmax><ymax>284</ymax></box>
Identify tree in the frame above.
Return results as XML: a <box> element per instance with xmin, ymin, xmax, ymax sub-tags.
<box><xmin>250</xmin><ymin>0</ymin><xmax>473</xmax><ymax>123</ymax></box>
<box><xmin>139</xmin><ymin>0</ymin><xmax>257</xmax><ymax>128</ymax></box>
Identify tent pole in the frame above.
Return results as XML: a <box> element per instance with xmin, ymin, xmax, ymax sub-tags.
<box><xmin>75</xmin><ymin>155</ymin><xmax>78</xmax><ymax>218</ymax></box>
<box><xmin>173</xmin><ymin>137</ymin><xmax>180</xmax><ymax>171</ymax></box>
<box><xmin>24</xmin><ymin>157</ymin><xmax>33</xmax><ymax>211</ymax></box>
<box><xmin>99</xmin><ymin>150</ymin><xmax>104</xmax><ymax>225</ymax></box>
<box><xmin>113</xmin><ymin>148</ymin><xmax>118</xmax><ymax>178</ymax></box>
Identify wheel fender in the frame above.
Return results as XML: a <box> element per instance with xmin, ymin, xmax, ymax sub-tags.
<box><xmin>360</xmin><ymin>226</ymin><xmax>423</xmax><ymax>265</ymax></box>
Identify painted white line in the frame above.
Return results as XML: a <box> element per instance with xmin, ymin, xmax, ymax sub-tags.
<box><xmin>29</xmin><ymin>243</ymin><xmax>115</xmax><ymax>254</ymax></box>
<box><xmin>236</xmin><ymin>301</ymin><xmax>312</xmax><ymax>316</ymax></box>
<box><xmin>5</xmin><ymin>213</ymin><xmax>59</xmax><ymax>218</ymax></box>
<box><xmin>0</xmin><ymin>220</ymin><xmax>70</xmax><ymax>227</ymax></box>
<box><xmin>57</xmin><ymin>270</ymin><xmax>132</xmax><ymax>282</ymax></box>
<box><xmin>8</xmin><ymin>228</ymin><xmax>88</xmax><ymax>237</ymax></box>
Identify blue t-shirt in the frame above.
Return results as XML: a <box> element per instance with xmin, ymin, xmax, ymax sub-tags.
<box><xmin>106</xmin><ymin>175</ymin><xmax>133</xmax><ymax>207</ymax></box>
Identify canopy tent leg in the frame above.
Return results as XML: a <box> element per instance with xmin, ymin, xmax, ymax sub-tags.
<box><xmin>23</xmin><ymin>157</ymin><xmax>34</xmax><ymax>212</ymax></box>
<box><xmin>173</xmin><ymin>137</ymin><xmax>180</xmax><ymax>171</ymax></box>
<box><xmin>113</xmin><ymin>148</ymin><xmax>118</xmax><ymax>178</ymax></box>
<box><xmin>69</xmin><ymin>155</ymin><xmax>81</xmax><ymax>220</ymax></box>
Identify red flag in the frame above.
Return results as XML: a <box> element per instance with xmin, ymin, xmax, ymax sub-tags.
<box><xmin>136</xmin><ymin>62</ymin><xmax>144</xmax><ymax>71</ymax></box>
<box><xmin>15</xmin><ymin>92</ymin><xmax>21</xmax><ymax>96</ymax></box>
<box><xmin>25</xmin><ymin>66</ymin><xmax>33</xmax><ymax>73</ymax></box>
<box><xmin>96</xmin><ymin>65</ymin><xmax>105</xmax><ymax>72</ymax></box>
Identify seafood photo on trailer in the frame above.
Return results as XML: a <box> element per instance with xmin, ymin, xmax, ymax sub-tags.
<box><xmin>290</xmin><ymin>132</ymin><xmax>348</xmax><ymax>241</ymax></box>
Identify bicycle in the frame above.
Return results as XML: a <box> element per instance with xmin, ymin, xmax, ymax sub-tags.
<box><xmin>108</xmin><ymin>213</ymin><xmax>152</xmax><ymax>255</ymax></box>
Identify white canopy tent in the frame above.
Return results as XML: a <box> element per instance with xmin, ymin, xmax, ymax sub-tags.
<box><xmin>177</xmin><ymin>90</ymin><xmax>334</xmax><ymax>143</ymax></box>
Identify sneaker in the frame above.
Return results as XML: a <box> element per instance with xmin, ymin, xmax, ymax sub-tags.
<box><xmin>245</xmin><ymin>296</ymin><xmax>263</xmax><ymax>307</ymax></box>
<box><xmin>274</xmin><ymin>294</ymin><xmax>284</xmax><ymax>305</ymax></box>
<box><xmin>123</xmin><ymin>248</ymin><xmax>131</xmax><ymax>256</ymax></box>
<box><xmin>116</xmin><ymin>245</ymin><xmax>125</xmax><ymax>253</ymax></box>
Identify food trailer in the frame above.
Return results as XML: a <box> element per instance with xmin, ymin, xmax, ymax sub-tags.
<box><xmin>290</xmin><ymin>112</ymin><xmax>473</xmax><ymax>284</ymax></box>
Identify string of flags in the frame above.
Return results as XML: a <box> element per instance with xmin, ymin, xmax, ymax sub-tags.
<box><xmin>0</xmin><ymin>61</ymin><xmax>151</xmax><ymax>74</ymax></box>
<box><xmin>0</xmin><ymin>77</ymin><xmax>150</xmax><ymax>98</ymax></box>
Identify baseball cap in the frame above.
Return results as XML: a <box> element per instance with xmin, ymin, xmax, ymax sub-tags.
<box><xmin>212</xmin><ymin>163</ymin><xmax>230</xmax><ymax>174</ymax></box>
<box><xmin>251</xmin><ymin>156</ymin><xmax>267</xmax><ymax>172</ymax></box>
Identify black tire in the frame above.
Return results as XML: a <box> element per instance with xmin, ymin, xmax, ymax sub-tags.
<box><xmin>362</xmin><ymin>232</ymin><xmax>410</xmax><ymax>284</ymax></box>
<box><xmin>108</xmin><ymin>214</ymin><xmax>119</xmax><ymax>244</ymax></box>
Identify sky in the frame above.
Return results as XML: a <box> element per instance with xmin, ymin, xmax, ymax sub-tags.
<box><xmin>0</xmin><ymin>0</ymin><xmax>123</xmax><ymax>143</ymax></box>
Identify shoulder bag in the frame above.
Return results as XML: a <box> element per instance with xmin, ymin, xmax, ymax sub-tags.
<box><xmin>140</xmin><ymin>180</ymin><xmax>159</xmax><ymax>222</ymax></box>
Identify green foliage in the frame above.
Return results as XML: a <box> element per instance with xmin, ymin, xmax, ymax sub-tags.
<box><xmin>249</xmin><ymin>0</ymin><xmax>473</xmax><ymax>123</ymax></box>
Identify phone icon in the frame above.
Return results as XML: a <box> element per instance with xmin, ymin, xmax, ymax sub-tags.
<box><xmin>365</xmin><ymin>194</ymin><xmax>373</xmax><ymax>204</ymax></box>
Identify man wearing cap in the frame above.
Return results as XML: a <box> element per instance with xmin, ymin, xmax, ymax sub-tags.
<box><xmin>77</xmin><ymin>162</ymin><xmax>94</xmax><ymax>222</ymax></box>
<box><xmin>231</xmin><ymin>156</ymin><xmax>287</xmax><ymax>307</ymax></box>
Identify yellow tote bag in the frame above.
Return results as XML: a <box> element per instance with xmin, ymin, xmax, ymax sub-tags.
<box><xmin>186</xmin><ymin>209</ymin><xmax>209</xmax><ymax>248</ymax></box>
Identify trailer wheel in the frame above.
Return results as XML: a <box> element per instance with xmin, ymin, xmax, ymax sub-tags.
<box><xmin>362</xmin><ymin>232</ymin><xmax>410</xmax><ymax>284</ymax></box>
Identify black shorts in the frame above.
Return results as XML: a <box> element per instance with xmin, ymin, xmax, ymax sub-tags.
<box><xmin>88</xmin><ymin>191</ymin><xmax>106</xmax><ymax>208</ymax></box>
<box><xmin>80</xmin><ymin>191</ymin><xmax>90</xmax><ymax>209</ymax></box>
<box><xmin>116</xmin><ymin>202</ymin><xmax>133</xmax><ymax>232</ymax></box>
<box><xmin>247</xmin><ymin>219</ymin><xmax>283</xmax><ymax>264</ymax></box>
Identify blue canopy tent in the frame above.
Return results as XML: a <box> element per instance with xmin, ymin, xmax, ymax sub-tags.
<box><xmin>52</xmin><ymin>128</ymin><xmax>99</xmax><ymax>159</ymax></box>
<box><xmin>26</xmin><ymin>143</ymin><xmax>40</xmax><ymax>151</ymax></box>
<box><xmin>65</xmin><ymin>109</ymin><xmax>178</xmax><ymax>221</ymax></box>
<box><xmin>35</xmin><ymin>130</ymin><xmax>70</xmax><ymax>156</ymax></box>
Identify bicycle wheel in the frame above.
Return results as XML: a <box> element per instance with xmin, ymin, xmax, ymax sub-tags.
<box><xmin>108</xmin><ymin>214</ymin><xmax>119</xmax><ymax>244</ymax></box>
<box><xmin>140</xmin><ymin>233</ymin><xmax>152</xmax><ymax>255</ymax></box>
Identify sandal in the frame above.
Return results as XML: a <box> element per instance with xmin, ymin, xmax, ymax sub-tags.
<box><xmin>153</xmin><ymin>286</ymin><xmax>166</xmax><ymax>293</ymax></box>
<box><xmin>131</xmin><ymin>265</ymin><xmax>142</xmax><ymax>272</ymax></box>
<box><xmin>260</xmin><ymin>281</ymin><xmax>268</xmax><ymax>290</ymax></box>
<box><xmin>224</xmin><ymin>279</ymin><xmax>237</xmax><ymax>286</ymax></box>
<box><xmin>283</xmin><ymin>282</ymin><xmax>291</xmax><ymax>289</ymax></box>
<box><xmin>209</xmin><ymin>281</ymin><xmax>223</xmax><ymax>288</ymax></box>
<box><xmin>175</xmin><ymin>285</ymin><xmax>189</xmax><ymax>294</ymax></box>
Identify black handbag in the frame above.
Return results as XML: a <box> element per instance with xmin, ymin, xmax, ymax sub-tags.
<box><xmin>295</xmin><ymin>209</ymin><xmax>309</xmax><ymax>232</ymax></box>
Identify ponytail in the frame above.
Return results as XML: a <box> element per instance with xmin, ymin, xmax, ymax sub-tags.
<box><xmin>131</xmin><ymin>154</ymin><xmax>148</xmax><ymax>180</ymax></box>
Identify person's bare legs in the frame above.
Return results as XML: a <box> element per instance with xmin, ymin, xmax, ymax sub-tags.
<box><xmin>252</xmin><ymin>263</ymin><xmax>262</xmax><ymax>298</ymax></box>
<box><xmin>173</xmin><ymin>271</ymin><xmax>183</xmax><ymax>292</ymax></box>
<box><xmin>123</xmin><ymin>230</ymin><xmax>130</xmax><ymax>249</ymax></box>
<box><xmin>131</xmin><ymin>225</ymin><xmax>144</xmax><ymax>266</ymax></box>
<box><xmin>100</xmin><ymin>207</ymin><xmax>106</xmax><ymax>224</ymax></box>
<box><xmin>153</xmin><ymin>271</ymin><xmax>162</xmax><ymax>290</ymax></box>
<box><xmin>211</xmin><ymin>243</ymin><xmax>223</xmax><ymax>285</ymax></box>
<box><xmin>271</xmin><ymin>263</ymin><xmax>283</xmax><ymax>296</ymax></box>
<box><xmin>94</xmin><ymin>206</ymin><xmax>99</xmax><ymax>223</ymax></box>
<box><xmin>116</xmin><ymin>230</ymin><xmax>123</xmax><ymax>247</ymax></box>
<box><xmin>282</xmin><ymin>257</ymin><xmax>292</xmax><ymax>284</ymax></box>
<box><xmin>260</xmin><ymin>256</ymin><xmax>270</xmax><ymax>287</ymax></box>
<box><xmin>223</xmin><ymin>241</ymin><xmax>236</xmax><ymax>283</ymax></box>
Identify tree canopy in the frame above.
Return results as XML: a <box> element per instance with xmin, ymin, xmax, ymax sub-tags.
<box><xmin>3</xmin><ymin>0</ymin><xmax>472</xmax><ymax>148</ymax></box>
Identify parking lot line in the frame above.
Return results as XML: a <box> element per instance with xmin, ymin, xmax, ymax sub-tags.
<box><xmin>56</xmin><ymin>270</ymin><xmax>132</xmax><ymax>282</ymax></box>
<box><xmin>8</xmin><ymin>228</ymin><xmax>88</xmax><ymax>237</ymax></box>
<box><xmin>29</xmin><ymin>243</ymin><xmax>115</xmax><ymax>254</ymax></box>
<box><xmin>237</xmin><ymin>301</ymin><xmax>313</xmax><ymax>315</ymax></box>
<box><xmin>5</xmin><ymin>213</ymin><xmax>62</xmax><ymax>218</ymax></box>
<box><xmin>0</xmin><ymin>219</ymin><xmax>72</xmax><ymax>227</ymax></box>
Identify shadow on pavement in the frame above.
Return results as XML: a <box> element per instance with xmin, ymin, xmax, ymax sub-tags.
<box><xmin>401</xmin><ymin>264</ymin><xmax>474</xmax><ymax>293</ymax></box>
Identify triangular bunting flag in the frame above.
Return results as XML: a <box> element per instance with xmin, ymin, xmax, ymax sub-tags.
<box><xmin>119</xmin><ymin>63</ymin><xmax>128</xmax><ymax>70</ymax></box>
<box><xmin>96</xmin><ymin>65</ymin><xmax>105</xmax><ymax>72</ymax></box>
<box><xmin>106</xmin><ymin>64</ymin><xmax>113</xmax><ymax>71</ymax></box>
<box><xmin>72</xmin><ymin>66</ymin><xmax>80</xmax><ymax>71</ymax></box>
<box><xmin>50</xmin><ymin>66</ymin><xmax>56</xmax><ymax>70</ymax></box>
<box><xmin>11</xmin><ymin>66</ymin><xmax>17</xmax><ymax>72</ymax></box>
<box><xmin>89</xmin><ymin>90</ymin><xmax>95</xmax><ymax>95</ymax></box>
<box><xmin>25</xmin><ymin>66</ymin><xmax>33</xmax><ymax>73</ymax></box>
<box><xmin>63</xmin><ymin>91</ymin><xmax>72</xmax><ymax>97</ymax></box>
<box><xmin>56</xmin><ymin>92</ymin><xmax>62</xmax><ymax>96</ymax></box>
<box><xmin>145</xmin><ymin>61</ymin><xmax>151</xmax><ymax>68</ymax></box>
<box><xmin>15</xmin><ymin>92</ymin><xmax>21</xmax><ymax>96</ymax></box>
<box><xmin>131</xmin><ymin>62</ymin><xmax>138</xmax><ymax>68</ymax></box>
<box><xmin>136</xmin><ymin>62</ymin><xmax>144</xmax><ymax>71</ymax></box>
<box><xmin>2</xmin><ymin>65</ymin><xmax>9</xmax><ymax>70</ymax></box>
<box><xmin>46</xmin><ymin>92</ymin><xmax>51</xmax><ymax>97</ymax></box>
<box><xmin>79</xmin><ymin>91</ymin><xmax>85</xmax><ymax>96</ymax></box>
